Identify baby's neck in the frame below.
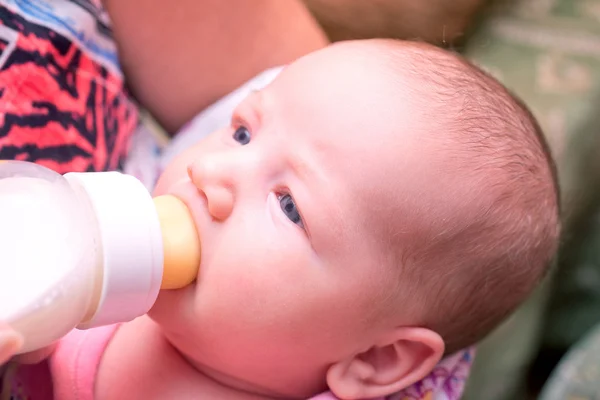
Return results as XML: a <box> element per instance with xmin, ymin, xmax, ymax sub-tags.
<box><xmin>182</xmin><ymin>356</ymin><xmax>292</xmax><ymax>400</ymax></box>
<box><xmin>98</xmin><ymin>317</ymin><xmax>279</xmax><ymax>400</ymax></box>
<box><xmin>160</xmin><ymin>323</ymin><xmax>305</xmax><ymax>400</ymax></box>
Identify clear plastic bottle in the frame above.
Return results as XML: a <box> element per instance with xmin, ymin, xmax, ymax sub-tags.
<box><xmin>0</xmin><ymin>161</ymin><xmax>200</xmax><ymax>354</ymax></box>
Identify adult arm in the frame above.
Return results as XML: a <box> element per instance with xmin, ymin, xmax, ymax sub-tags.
<box><xmin>102</xmin><ymin>0</ymin><xmax>328</xmax><ymax>134</ymax></box>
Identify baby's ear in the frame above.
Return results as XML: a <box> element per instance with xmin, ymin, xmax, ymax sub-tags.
<box><xmin>326</xmin><ymin>328</ymin><xmax>444</xmax><ymax>399</ymax></box>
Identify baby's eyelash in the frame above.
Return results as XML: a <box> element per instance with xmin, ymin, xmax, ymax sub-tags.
<box><xmin>230</xmin><ymin>117</ymin><xmax>247</xmax><ymax>130</ymax></box>
<box><xmin>276</xmin><ymin>190</ymin><xmax>305</xmax><ymax>230</ymax></box>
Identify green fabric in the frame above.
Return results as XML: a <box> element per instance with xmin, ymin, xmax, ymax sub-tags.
<box><xmin>464</xmin><ymin>279</ymin><xmax>552</xmax><ymax>400</ymax></box>
<box><xmin>544</xmin><ymin>202</ymin><xmax>600</xmax><ymax>351</ymax></box>
<box><xmin>460</xmin><ymin>1</ymin><xmax>600</xmax><ymax>399</ymax></box>
<box><xmin>539</xmin><ymin>321</ymin><xmax>600</xmax><ymax>399</ymax></box>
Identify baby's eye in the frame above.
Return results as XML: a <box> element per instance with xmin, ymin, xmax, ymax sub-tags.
<box><xmin>233</xmin><ymin>126</ymin><xmax>251</xmax><ymax>145</ymax></box>
<box><xmin>279</xmin><ymin>194</ymin><xmax>304</xmax><ymax>228</ymax></box>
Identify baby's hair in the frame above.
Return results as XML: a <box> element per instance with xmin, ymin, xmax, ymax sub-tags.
<box><xmin>368</xmin><ymin>40</ymin><xmax>561</xmax><ymax>354</ymax></box>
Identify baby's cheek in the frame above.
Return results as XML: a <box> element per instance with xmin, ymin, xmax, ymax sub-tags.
<box><xmin>190</xmin><ymin>251</ymin><xmax>354</xmax><ymax>377</ymax></box>
<box><xmin>201</xmin><ymin>243</ymin><xmax>307</xmax><ymax>325</ymax></box>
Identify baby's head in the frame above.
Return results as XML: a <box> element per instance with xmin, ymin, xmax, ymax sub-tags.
<box><xmin>152</xmin><ymin>39</ymin><xmax>559</xmax><ymax>399</ymax></box>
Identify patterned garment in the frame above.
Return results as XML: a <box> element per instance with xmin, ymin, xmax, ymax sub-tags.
<box><xmin>0</xmin><ymin>0</ymin><xmax>138</xmax><ymax>174</ymax></box>
<box><xmin>390</xmin><ymin>350</ymin><xmax>473</xmax><ymax>400</ymax></box>
<box><xmin>310</xmin><ymin>349</ymin><xmax>474</xmax><ymax>400</ymax></box>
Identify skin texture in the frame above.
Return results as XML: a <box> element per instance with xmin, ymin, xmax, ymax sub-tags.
<box><xmin>96</xmin><ymin>40</ymin><xmax>448</xmax><ymax>400</ymax></box>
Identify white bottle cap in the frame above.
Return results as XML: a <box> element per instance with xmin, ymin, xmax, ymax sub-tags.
<box><xmin>64</xmin><ymin>172</ymin><xmax>164</xmax><ymax>328</ymax></box>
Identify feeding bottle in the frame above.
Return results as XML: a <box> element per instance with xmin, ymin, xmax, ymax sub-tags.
<box><xmin>0</xmin><ymin>161</ymin><xmax>201</xmax><ymax>354</ymax></box>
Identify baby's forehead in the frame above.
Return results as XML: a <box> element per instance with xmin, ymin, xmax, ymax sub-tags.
<box><xmin>263</xmin><ymin>51</ymin><xmax>430</xmax><ymax>155</ymax></box>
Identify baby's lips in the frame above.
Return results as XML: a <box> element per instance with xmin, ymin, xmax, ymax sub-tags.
<box><xmin>153</xmin><ymin>195</ymin><xmax>201</xmax><ymax>290</ymax></box>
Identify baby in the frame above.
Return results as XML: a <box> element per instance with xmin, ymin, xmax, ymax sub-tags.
<box><xmin>0</xmin><ymin>39</ymin><xmax>559</xmax><ymax>399</ymax></box>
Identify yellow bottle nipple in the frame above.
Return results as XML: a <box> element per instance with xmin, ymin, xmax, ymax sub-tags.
<box><xmin>153</xmin><ymin>195</ymin><xmax>201</xmax><ymax>289</ymax></box>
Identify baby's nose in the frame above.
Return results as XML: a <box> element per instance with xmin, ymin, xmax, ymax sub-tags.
<box><xmin>187</xmin><ymin>160</ymin><xmax>234</xmax><ymax>221</ymax></box>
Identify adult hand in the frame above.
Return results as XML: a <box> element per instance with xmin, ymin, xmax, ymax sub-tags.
<box><xmin>0</xmin><ymin>324</ymin><xmax>22</xmax><ymax>365</ymax></box>
<box><xmin>0</xmin><ymin>324</ymin><xmax>56</xmax><ymax>365</ymax></box>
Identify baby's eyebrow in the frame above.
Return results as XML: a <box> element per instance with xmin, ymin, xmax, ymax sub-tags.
<box><xmin>234</xmin><ymin>90</ymin><xmax>265</xmax><ymax>129</ymax></box>
<box><xmin>248</xmin><ymin>90</ymin><xmax>267</xmax><ymax>117</ymax></box>
<box><xmin>288</xmin><ymin>152</ymin><xmax>314</xmax><ymax>187</ymax></box>
<box><xmin>289</xmin><ymin>149</ymin><xmax>351</xmax><ymax>251</ymax></box>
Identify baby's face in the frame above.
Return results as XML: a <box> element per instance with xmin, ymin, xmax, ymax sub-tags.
<box><xmin>152</xmin><ymin>45</ymin><xmax>433</xmax><ymax>397</ymax></box>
